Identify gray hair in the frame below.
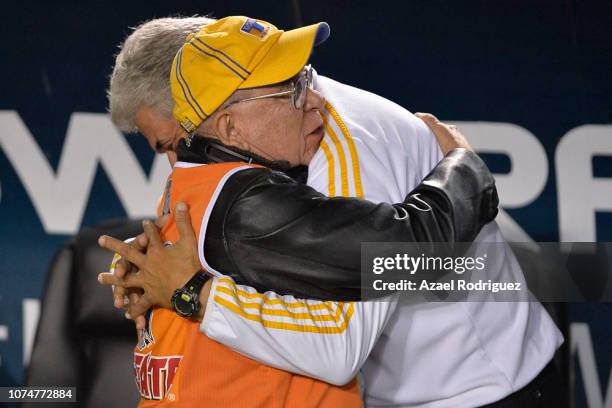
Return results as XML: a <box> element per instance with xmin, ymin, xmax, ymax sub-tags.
<box><xmin>108</xmin><ymin>16</ymin><xmax>216</xmax><ymax>133</ymax></box>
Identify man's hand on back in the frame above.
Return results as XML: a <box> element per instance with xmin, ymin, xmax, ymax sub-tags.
<box><xmin>98</xmin><ymin>202</ymin><xmax>203</xmax><ymax>320</ymax></box>
<box><xmin>105</xmin><ymin>215</ymin><xmax>168</xmax><ymax>329</ymax></box>
<box><xmin>415</xmin><ymin>112</ymin><xmax>473</xmax><ymax>154</ymax></box>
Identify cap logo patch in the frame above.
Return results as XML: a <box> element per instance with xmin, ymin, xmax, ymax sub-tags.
<box><xmin>240</xmin><ymin>18</ymin><xmax>269</xmax><ymax>40</ymax></box>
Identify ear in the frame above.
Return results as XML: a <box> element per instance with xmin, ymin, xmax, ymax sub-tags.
<box><xmin>212</xmin><ymin>111</ymin><xmax>233</xmax><ymax>144</ymax></box>
<box><xmin>213</xmin><ymin>110</ymin><xmax>249</xmax><ymax>150</ymax></box>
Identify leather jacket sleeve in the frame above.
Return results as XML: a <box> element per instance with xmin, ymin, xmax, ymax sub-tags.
<box><xmin>204</xmin><ymin>148</ymin><xmax>498</xmax><ymax>300</ymax></box>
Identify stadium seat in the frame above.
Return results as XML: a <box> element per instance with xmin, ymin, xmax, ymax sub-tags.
<box><xmin>24</xmin><ymin>218</ymin><xmax>144</xmax><ymax>407</ymax></box>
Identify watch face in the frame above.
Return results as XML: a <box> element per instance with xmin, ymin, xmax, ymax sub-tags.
<box><xmin>171</xmin><ymin>272</ymin><xmax>206</xmax><ymax>318</ymax></box>
<box><xmin>172</xmin><ymin>290</ymin><xmax>197</xmax><ymax>317</ymax></box>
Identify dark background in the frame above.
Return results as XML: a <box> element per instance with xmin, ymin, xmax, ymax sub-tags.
<box><xmin>0</xmin><ymin>1</ymin><xmax>610</xmax><ymax>406</ymax></box>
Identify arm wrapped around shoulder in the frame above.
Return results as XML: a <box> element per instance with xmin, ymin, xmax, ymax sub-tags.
<box><xmin>204</xmin><ymin>149</ymin><xmax>498</xmax><ymax>300</ymax></box>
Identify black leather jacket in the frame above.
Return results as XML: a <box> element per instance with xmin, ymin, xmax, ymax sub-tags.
<box><xmin>177</xmin><ymin>137</ymin><xmax>498</xmax><ymax>301</ymax></box>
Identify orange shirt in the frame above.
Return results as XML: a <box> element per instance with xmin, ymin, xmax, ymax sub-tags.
<box><xmin>135</xmin><ymin>161</ymin><xmax>361</xmax><ymax>407</ymax></box>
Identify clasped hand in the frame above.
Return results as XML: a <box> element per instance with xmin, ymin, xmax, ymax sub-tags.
<box><xmin>97</xmin><ymin>202</ymin><xmax>202</xmax><ymax>328</ymax></box>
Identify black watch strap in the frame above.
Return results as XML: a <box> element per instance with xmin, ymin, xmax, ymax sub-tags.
<box><xmin>171</xmin><ymin>271</ymin><xmax>210</xmax><ymax>318</ymax></box>
<box><xmin>185</xmin><ymin>270</ymin><xmax>209</xmax><ymax>293</ymax></box>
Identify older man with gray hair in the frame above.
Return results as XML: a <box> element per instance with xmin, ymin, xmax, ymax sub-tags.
<box><xmin>109</xmin><ymin>17</ymin><xmax>215</xmax><ymax>166</ymax></box>
<box><xmin>102</xmin><ymin>15</ymin><xmax>564</xmax><ymax>408</ymax></box>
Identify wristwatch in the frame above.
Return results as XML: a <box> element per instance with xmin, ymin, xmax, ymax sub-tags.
<box><xmin>171</xmin><ymin>271</ymin><xmax>209</xmax><ymax>318</ymax></box>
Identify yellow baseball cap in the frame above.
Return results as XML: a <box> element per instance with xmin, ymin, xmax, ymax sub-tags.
<box><xmin>170</xmin><ymin>16</ymin><xmax>330</xmax><ymax>134</ymax></box>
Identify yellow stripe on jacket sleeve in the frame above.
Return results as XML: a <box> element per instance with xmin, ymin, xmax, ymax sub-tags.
<box><xmin>214</xmin><ymin>296</ymin><xmax>355</xmax><ymax>334</ymax></box>
<box><xmin>216</xmin><ymin>285</ymin><xmax>333</xmax><ymax>311</ymax></box>
<box><xmin>320</xmin><ymin>111</ymin><xmax>349</xmax><ymax>197</ymax></box>
<box><xmin>214</xmin><ymin>277</ymin><xmax>355</xmax><ymax>334</ymax></box>
<box><xmin>217</xmin><ymin>278</ymin><xmax>341</xmax><ymax>318</ymax></box>
<box><xmin>325</xmin><ymin>101</ymin><xmax>364</xmax><ymax>199</ymax></box>
<box><xmin>109</xmin><ymin>253</ymin><xmax>122</xmax><ymax>273</ymax></box>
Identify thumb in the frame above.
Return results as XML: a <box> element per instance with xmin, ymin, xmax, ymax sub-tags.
<box><xmin>415</xmin><ymin>112</ymin><xmax>440</xmax><ymax>124</ymax></box>
<box><xmin>175</xmin><ymin>202</ymin><xmax>196</xmax><ymax>243</ymax></box>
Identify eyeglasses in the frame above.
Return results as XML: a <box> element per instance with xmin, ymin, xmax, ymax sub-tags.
<box><xmin>226</xmin><ymin>65</ymin><xmax>313</xmax><ymax>110</ymax></box>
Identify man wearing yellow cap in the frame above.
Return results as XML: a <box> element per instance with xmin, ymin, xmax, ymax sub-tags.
<box><xmin>102</xmin><ymin>16</ymin><xmax>563</xmax><ymax>408</ymax></box>
<box><xmin>172</xmin><ymin>16</ymin><xmax>329</xmax><ymax>135</ymax></box>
